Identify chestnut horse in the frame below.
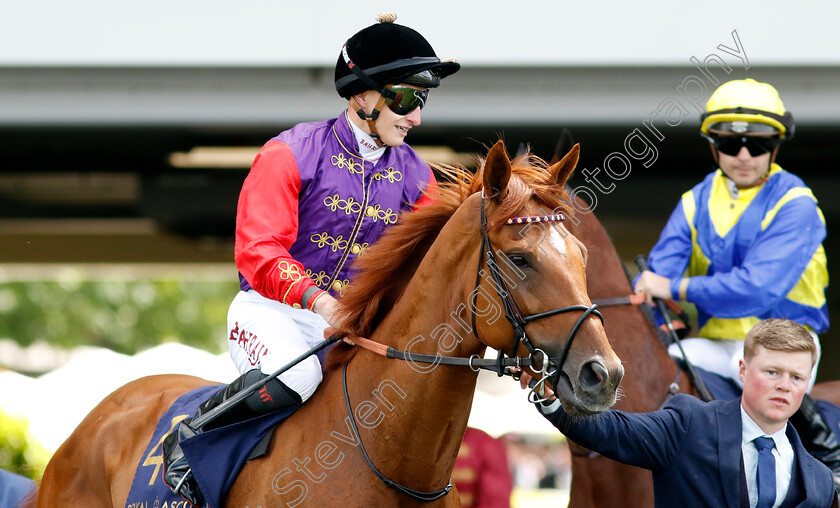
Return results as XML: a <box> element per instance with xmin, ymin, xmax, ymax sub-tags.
<box><xmin>563</xmin><ymin>179</ymin><xmax>840</xmax><ymax>508</ymax></box>
<box><xmin>32</xmin><ymin>141</ymin><xmax>624</xmax><ymax>507</ymax></box>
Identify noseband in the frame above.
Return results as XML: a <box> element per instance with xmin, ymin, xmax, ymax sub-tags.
<box><xmin>471</xmin><ymin>193</ymin><xmax>603</xmax><ymax>396</ymax></box>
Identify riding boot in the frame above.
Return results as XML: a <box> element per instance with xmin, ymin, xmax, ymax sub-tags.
<box><xmin>162</xmin><ymin>369</ymin><xmax>302</xmax><ymax>507</ymax></box>
<box><xmin>790</xmin><ymin>394</ymin><xmax>840</xmax><ymax>493</ymax></box>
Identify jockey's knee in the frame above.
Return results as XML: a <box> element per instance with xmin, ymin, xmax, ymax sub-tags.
<box><xmin>267</xmin><ymin>356</ymin><xmax>323</xmax><ymax>403</ymax></box>
<box><xmin>239</xmin><ymin>369</ymin><xmax>303</xmax><ymax>413</ymax></box>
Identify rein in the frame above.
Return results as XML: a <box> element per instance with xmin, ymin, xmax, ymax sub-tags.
<box><xmin>591</xmin><ymin>293</ymin><xmax>646</xmax><ymax>308</ymax></box>
<box><xmin>345</xmin><ymin>334</ymin><xmax>534</xmax><ymax>372</ymax></box>
<box><xmin>592</xmin><ymin>289</ymin><xmax>712</xmax><ymax>405</ymax></box>
<box><xmin>593</xmin><ymin>293</ymin><xmax>688</xmax><ymax>321</ymax></box>
<box><xmin>338</xmin><ymin>333</ymin><xmax>534</xmax><ymax>502</ymax></box>
<box><xmin>341</xmin><ymin>364</ymin><xmax>453</xmax><ymax>501</ymax></box>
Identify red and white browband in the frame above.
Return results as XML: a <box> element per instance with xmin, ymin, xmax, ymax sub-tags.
<box><xmin>505</xmin><ymin>213</ymin><xmax>565</xmax><ymax>225</ymax></box>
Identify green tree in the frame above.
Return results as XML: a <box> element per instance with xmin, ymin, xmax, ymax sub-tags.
<box><xmin>0</xmin><ymin>277</ymin><xmax>239</xmax><ymax>355</ymax></box>
<box><xmin>0</xmin><ymin>407</ymin><xmax>50</xmax><ymax>480</ymax></box>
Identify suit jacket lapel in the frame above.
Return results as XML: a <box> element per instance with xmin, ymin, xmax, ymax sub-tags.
<box><xmin>718</xmin><ymin>399</ymin><xmax>745</xmax><ymax>508</ymax></box>
<box><xmin>785</xmin><ymin>423</ymin><xmax>815</xmax><ymax>507</ymax></box>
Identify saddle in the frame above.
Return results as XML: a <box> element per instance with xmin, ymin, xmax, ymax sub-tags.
<box><xmin>123</xmin><ymin>384</ymin><xmax>298</xmax><ymax>508</ymax></box>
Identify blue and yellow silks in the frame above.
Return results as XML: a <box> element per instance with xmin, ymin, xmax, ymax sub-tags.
<box><xmin>648</xmin><ymin>165</ymin><xmax>828</xmax><ymax>339</ymax></box>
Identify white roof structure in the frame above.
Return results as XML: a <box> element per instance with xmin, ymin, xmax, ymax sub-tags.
<box><xmin>0</xmin><ymin>344</ymin><xmax>239</xmax><ymax>451</ymax></box>
<box><xmin>4</xmin><ymin>1</ymin><xmax>840</xmax><ymax>67</ymax></box>
<box><xmin>3</xmin><ymin>1</ymin><xmax>840</xmax><ymax>129</ymax></box>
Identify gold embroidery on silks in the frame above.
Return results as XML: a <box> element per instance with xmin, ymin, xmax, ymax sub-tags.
<box><xmin>366</xmin><ymin>203</ymin><xmax>399</xmax><ymax>224</ymax></box>
<box><xmin>310</xmin><ymin>232</ymin><xmax>349</xmax><ymax>252</ymax></box>
<box><xmin>277</xmin><ymin>261</ymin><xmax>306</xmax><ymax>304</ymax></box>
<box><xmin>338</xmin><ymin>280</ymin><xmax>350</xmax><ymax>297</ymax></box>
<box><xmin>328</xmin><ymin>278</ymin><xmax>350</xmax><ymax>296</ymax></box>
<box><xmin>372</xmin><ymin>167</ymin><xmax>403</xmax><ymax>183</ymax></box>
<box><xmin>306</xmin><ymin>269</ymin><xmax>330</xmax><ymax>288</ymax></box>
<box><xmin>277</xmin><ymin>261</ymin><xmax>305</xmax><ymax>282</ymax></box>
<box><xmin>324</xmin><ymin>194</ymin><xmax>363</xmax><ymax>215</ymax></box>
<box><xmin>331</xmin><ymin>153</ymin><xmax>363</xmax><ymax>175</ymax></box>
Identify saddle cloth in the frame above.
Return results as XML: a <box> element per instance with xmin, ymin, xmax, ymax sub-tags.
<box><xmin>124</xmin><ymin>384</ymin><xmax>299</xmax><ymax>508</ymax></box>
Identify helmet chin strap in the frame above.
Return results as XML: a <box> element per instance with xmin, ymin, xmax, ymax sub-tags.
<box><xmin>352</xmin><ymin>95</ymin><xmax>390</xmax><ymax>148</ymax></box>
<box><xmin>761</xmin><ymin>146</ymin><xmax>781</xmax><ymax>181</ymax></box>
<box><xmin>769</xmin><ymin>145</ymin><xmax>780</xmax><ymax>167</ymax></box>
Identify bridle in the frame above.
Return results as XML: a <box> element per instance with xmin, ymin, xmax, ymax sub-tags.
<box><xmin>471</xmin><ymin>192</ymin><xmax>603</xmax><ymax>401</ymax></box>
<box><xmin>340</xmin><ymin>191</ymin><xmax>605</xmax><ymax>502</ymax></box>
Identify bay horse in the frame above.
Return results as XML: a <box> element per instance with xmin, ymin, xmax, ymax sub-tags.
<box><xmin>562</xmin><ymin>171</ymin><xmax>840</xmax><ymax>508</ymax></box>
<box><xmin>32</xmin><ymin>140</ymin><xmax>624</xmax><ymax>507</ymax></box>
<box><xmin>560</xmin><ymin>203</ymin><xmax>688</xmax><ymax>508</ymax></box>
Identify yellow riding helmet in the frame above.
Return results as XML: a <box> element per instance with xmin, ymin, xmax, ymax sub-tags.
<box><xmin>700</xmin><ymin>79</ymin><xmax>795</xmax><ymax>139</ymax></box>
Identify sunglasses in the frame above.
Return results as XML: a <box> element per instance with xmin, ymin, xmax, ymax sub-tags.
<box><xmin>383</xmin><ymin>85</ymin><xmax>428</xmax><ymax>116</ymax></box>
<box><xmin>710</xmin><ymin>135</ymin><xmax>779</xmax><ymax>157</ymax></box>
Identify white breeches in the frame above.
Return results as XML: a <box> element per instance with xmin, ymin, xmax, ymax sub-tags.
<box><xmin>226</xmin><ymin>290</ymin><xmax>329</xmax><ymax>402</ymax></box>
<box><xmin>667</xmin><ymin>333</ymin><xmax>821</xmax><ymax>393</ymax></box>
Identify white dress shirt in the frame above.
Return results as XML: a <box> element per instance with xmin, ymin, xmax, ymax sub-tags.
<box><xmin>741</xmin><ymin>405</ymin><xmax>795</xmax><ymax>508</ymax></box>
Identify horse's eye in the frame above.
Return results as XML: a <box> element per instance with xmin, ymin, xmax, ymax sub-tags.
<box><xmin>508</xmin><ymin>255</ymin><xmax>531</xmax><ymax>269</ymax></box>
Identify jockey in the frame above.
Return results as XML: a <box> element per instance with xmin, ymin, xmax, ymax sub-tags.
<box><xmin>634</xmin><ymin>78</ymin><xmax>838</xmax><ymax>487</ymax></box>
<box><xmin>162</xmin><ymin>13</ymin><xmax>459</xmax><ymax>505</ymax></box>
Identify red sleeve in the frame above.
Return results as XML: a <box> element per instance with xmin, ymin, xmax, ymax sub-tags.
<box><xmin>412</xmin><ymin>167</ymin><xmax>439</xmax><ymax>210</ymax></box>
<box><xmin>234</xmin><ymin>140</ymin><xmax>323</xmax><ymax>308</ymax></box>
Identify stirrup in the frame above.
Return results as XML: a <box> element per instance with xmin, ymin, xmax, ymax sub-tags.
<box><xmin>162</xmin><ymin>423</ymin><xmax>206</xmax><ymax>507</ymax></box>
<box><xmin>160</xmin><ymin>372</ymin><xmax>302</xmax><ymax>507</ymax></box>
<box><xmin>172</xmin><ymin>467</ymin><xmax>206</xmax><ymax>508</ymax></box>
<box><xmin>172</xmin><ymin>467</ymin><xmax>193</xmax><ymax>496</ymax></box>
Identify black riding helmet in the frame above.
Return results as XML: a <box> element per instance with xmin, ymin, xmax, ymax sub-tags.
<box><xmin>334</xmin><ymin>13</ymin><xmax>460</xmax><ymax>99</ymax></box>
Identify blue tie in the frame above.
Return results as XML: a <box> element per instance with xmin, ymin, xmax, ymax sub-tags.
<box><xmin>754</xmin><ymin>436</ymin><xmax>776</xmax><ymax>508</ymax></box>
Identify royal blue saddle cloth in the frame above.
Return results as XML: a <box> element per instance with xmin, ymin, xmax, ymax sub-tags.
<box><xmin>697</xmin><ymin>367</ymin><xmax>840</xmax><ymax>432</ymax></box>
<box><xmin>124</xmin><ymin>384</ymin><xmax>298</xmax><ymax>508</ymax></box>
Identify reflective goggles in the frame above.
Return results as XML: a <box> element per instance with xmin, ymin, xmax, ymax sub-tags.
<box><xmin>707</xmin><ymin>120</ymin><xmax>780</xmax><ymax>135</ymax></box>
<box><xmin>705</xmin><ymin>134</ymin><xmax>780</xmax><ymax>157</ymax></box>
<box><xmin>402</xmin><ymin>69</ymin><xmax>441</xmax><ymax>89</ymax></box>
<box><xmin>383</xmin><ymin>85</ymin><xmax>428</xmax><ymax>115</ymax></box>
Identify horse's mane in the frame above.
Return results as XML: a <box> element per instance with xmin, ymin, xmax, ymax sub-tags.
<box><xmin>327</xmin><ymin>148</ymin><xmax>572</xmax><ymax>369</ymax></box>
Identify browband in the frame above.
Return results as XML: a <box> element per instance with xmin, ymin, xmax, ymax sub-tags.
<box><xmin>505</xmin><ymin>213</ymin><xmax>565</xmax><ymax>225</ymax></box>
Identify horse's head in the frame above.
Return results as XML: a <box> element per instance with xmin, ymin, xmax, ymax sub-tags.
<box><xmin>334</xmin><ymin>139</ymin><xmax>622</xmax><ymax>414</ymax></box>
<box><xmin>471</xmin><ymin>140</ymin><xmax>624</xmax><ymax>414</ymax></box>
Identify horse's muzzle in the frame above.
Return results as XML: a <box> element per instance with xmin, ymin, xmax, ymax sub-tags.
<box><xmin>549</xmin><ymin>357</ymin><xmax>624</xmax><ymax>414</ymax></box>
<box><xmin>578</xmin><ymin>359</ymin><xmax>615</xmax><ymax>396</ymax></box>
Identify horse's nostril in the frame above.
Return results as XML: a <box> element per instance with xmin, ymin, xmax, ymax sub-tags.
<box><xmin>579</xmin><ymin>360</ymin><xmax>609</xmax><ymax>394</ymax></box>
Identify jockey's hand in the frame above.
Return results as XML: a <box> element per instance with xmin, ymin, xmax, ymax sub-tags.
<box><xmin>311</xmin><ymin>293</ymin><xmax>341</xmax><ymax>328</ymax></box>
<box><xmin>634</xmin><ymin>270</ymin><xmax>671</xmax><ymax>304</ymax></box>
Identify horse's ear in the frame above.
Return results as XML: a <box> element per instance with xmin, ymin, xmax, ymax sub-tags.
<box><xmin>549</xmin><ymin>143</ymin><xmax>580</xmax><ymax>188</ymax></box>
<box><xmin>483</xmin><ymin>140</ymin><xmax>512</xmax><ymax>200</ymax></box>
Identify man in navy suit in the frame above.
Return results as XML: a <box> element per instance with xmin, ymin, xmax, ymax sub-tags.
<box><xmin>537</xmin><ymin>319</ymin><xmax>836</xmax><ymax>507</ymax></box>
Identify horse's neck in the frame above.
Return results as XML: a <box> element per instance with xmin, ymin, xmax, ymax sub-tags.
<box><xmin>344</xmin><ymin>225</ymin><xmax>486</xmax><ymax>489</ymax></box>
